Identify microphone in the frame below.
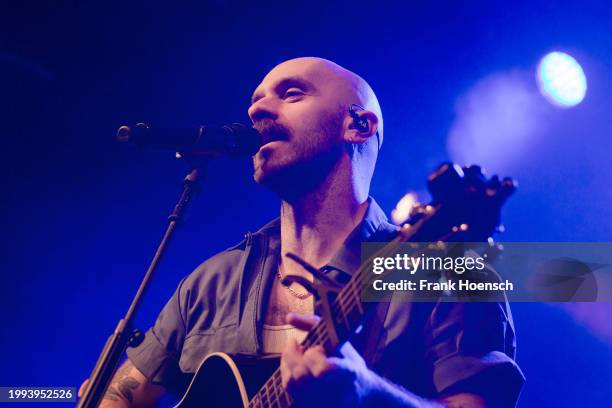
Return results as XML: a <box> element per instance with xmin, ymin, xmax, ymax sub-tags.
<box><xmin>116</xmin><ymin>123</ymin><xmax>261</xmax><ymax>158</ymax></box>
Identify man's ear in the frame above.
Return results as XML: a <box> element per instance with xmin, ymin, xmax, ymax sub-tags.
<box><xmin>343</xmin><ymin>110</ymin><xmax>379</xmax><ymax>144</ymax></box>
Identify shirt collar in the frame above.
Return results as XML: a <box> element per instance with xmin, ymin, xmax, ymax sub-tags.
<box><xmin>253</xmin><ymin>196</ymin><xmax>398</xmax><ymax>279</ymax></box>
<box><xmin>326</xmin><ymin>196</ymin><xmax>398</xmax><ymax>278</ymax></box>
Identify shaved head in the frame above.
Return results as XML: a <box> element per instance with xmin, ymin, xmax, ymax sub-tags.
<box><xmin>248</xmin><ymin>57</ymin><xmax>383</xmax><ymax>200</ymax></box>
<box><xmin>253</xmin><ymin>57</ymin><xmax>383</xmax><ymax>144</ymax></box>
<box><xmin>288</xmin><ymin>57</ymin><xmax>383</xmax><ymax>144</ymax></box>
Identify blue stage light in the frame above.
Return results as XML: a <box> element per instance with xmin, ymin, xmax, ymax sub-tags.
<box><xmin>537</xmin><ymin>52</ymin><xmax>587</xmax><ymax>108</ymax></box>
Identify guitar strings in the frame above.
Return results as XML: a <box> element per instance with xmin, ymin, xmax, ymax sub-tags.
<box><xmin>249</xmin><ymin>210</ymin><xmax>449</xmax><ymax>407</ymax></box>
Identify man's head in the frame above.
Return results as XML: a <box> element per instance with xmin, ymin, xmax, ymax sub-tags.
<box><xmin>248</xmin><ymin>57</ymin><xmax>383</xmax><ymax>200</ymax></box>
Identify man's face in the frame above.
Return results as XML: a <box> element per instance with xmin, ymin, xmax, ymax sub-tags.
<box><xmin>248</xmin><ymin>59</ymin><xmax>348</xmax><ymax>195</ymax></box>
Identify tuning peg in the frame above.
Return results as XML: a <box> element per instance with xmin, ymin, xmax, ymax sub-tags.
<box><xmin>428</xmin><ymin>162</ymin><xmax>464</xmax><ymax>202</ymax></box>
<box><xmin>498</xmin><ymin>177</ymin><xmax>517</xmax><ymax>200</ymax></box>
<box><xmin>485</xmin><ymin>175</ymin><xmax>501</xmax><ymax>197</ymax></box>
<box><xmin>487</xmin><ymin>174</ymin><xmax>500</xmax><ymax>187</ymax></box>
<box><xmin>463</xmin><ymin>165</ymin><xmax>488</xmax><ymax>191</ymax></box>
<box><xmin>428</xmin><ymin>162</ymin><xmax>463</xmax><ymax>184</ymax></box>
<box><xmin>502</xmin><ymin>176</ymin><xmax>517</xmax><ymax>189</ymax></box>
<box><xmin>463</xmin><ymin>164</ymin><xmax>484</xmax><ymax>176</ymax></box>
<box><xmin>451</xmin><ymin>223</ymin><xmax>469</xmax><ymax>233</ymax></box>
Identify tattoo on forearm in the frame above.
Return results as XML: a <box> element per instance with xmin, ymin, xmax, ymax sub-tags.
<box><xmin>103</xmin><ymin>390</ymin><xmax>120</xmax><ymax>401</ymax></box>
<box><xmin>103</xmin><ymin>361</ymin><xmax>141</xmax><ymax>404</ymax></box>
<box><xmin>106</xmin><ymin>377</ymin><xmax>140</xmax><ymax>403</ymax></box>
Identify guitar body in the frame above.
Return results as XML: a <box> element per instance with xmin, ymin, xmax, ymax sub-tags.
<box><xmin>174</xmin><ymin>353</ymin><xmax>248</xmax><ymax>408</ymax></box>
<box><xmin>175</xmin><ymin>352</ymin><xmax>281</xmax><ymax>408</ymax></box>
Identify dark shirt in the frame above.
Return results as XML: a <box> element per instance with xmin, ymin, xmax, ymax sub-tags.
<box><xmin>127</xmin><ymin>197</ymin><xmax>525</xmax><ymax>405</ymax></box>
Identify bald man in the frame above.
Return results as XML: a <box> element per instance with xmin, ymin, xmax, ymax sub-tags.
<box><xmin>83</xmin><ymin>58</ymin><xmax>523</xmax><ymax>407</ymax></box>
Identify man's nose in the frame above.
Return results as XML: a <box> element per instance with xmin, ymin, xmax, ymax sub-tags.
<box><xmin>248</xmin><ymin>96</ymin><xmax>279</xmax><ymax>123</ymax></box>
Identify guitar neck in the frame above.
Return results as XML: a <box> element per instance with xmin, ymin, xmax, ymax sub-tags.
<box><xmin>247</xmin><ymin>285</ymin><xmax>367</xmax><ymax>408</ymax></box>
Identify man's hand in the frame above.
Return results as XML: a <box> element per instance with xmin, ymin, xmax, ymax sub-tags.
<box><xmin>77</xmin><ymin>379</ymin><xmax>90</xmax><ymax>399</ymax></box>
<box><xmin>280</xmin><ymin>313</ymin><xmax>374</xmax><ymax>407</ymax></box>
<box><xmin>280</xmin><ymin>313</ymin><xmax>489</xmax><ymax>408</ymax></box>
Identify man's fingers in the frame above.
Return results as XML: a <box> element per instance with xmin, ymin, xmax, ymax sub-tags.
<box><xmin>77</xmin><ymin>379</ymin><xmax>89</xmax><ymax>398</ymax></box>
<box><xmin>339</xmin><ymin>341</ymin><xmax>366</xmax><ymax>366</ymax></box>
<box><xmin>286</xmin><ymin>312</ymin><xmax>320</xmax><ymax>331</ymax></box>
<box><xmin>303</xmin><ymin>345</ymin><xmax>332</xmax><ymax>378</ymax></box>
<box><xmin>281</xmin><ymin>339</ymin><xmax>310</xmax><ymax>389</ymax></box>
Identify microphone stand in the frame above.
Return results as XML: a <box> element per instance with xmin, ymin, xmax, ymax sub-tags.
<box><xmin>77</xmin><ymin>164</ymin><xmax>203</xmax><ymax>408</ymax></box>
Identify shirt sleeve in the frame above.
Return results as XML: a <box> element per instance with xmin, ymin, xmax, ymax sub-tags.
<box><xmin>425</xmin><ymin>300</ymin><xmax>526</xmax><ymax>406</ymax></box>
<box><xmin>126</xmin><ymin>277</ymin><xmax>190</xmax><ymax>394</ymax></box>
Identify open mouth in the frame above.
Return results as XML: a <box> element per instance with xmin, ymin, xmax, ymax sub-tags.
<box><xmin>254</xmin><ymin>121</ymin><xmax>290</xmax><ymax>148</ymax></box>
<box><xmin>260</xmin><ymin>133</ymin><xmax>287</xmax><ymax>146</ymax></box>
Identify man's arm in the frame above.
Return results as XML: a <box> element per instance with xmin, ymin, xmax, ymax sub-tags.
<box><xmin>281</xmin><ymin>338</ymin><xmax>488</xmax><ymax>408</ymax></box>
<box><xmin>78</xmin><ymin>359</ymin><xmax>166</xmax><ymax>408</ymax></box>
<box><xmin>360</xmin><ymin>367</ymin><xmax>486</xmax><ymax>408</ymax></box>
<box><xmin>281</xmin><ymin>313</ymin><xmax>493</xmax><ymax>408</ymax></box>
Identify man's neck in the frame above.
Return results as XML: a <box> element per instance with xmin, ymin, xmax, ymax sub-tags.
<box><xmin>278</xmin><ymin>165</ymin><xmax>369</xmax><ymax>276</ymax></box>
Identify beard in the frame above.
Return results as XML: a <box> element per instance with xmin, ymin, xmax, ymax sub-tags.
<box><xmin>252</xmin><ymin>108</ymin><xmax>345</xmax><ymax>201</ymax></box>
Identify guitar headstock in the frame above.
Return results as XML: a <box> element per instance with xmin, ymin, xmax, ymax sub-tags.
<box><xmin>402</xmin><ymin>162</ymin><xmax>516</xmax><ymax>243</ymax></box>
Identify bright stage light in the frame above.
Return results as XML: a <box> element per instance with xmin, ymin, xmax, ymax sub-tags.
<box><xmin>391</xmin><ymin>192</ymin><xmax>418</xmax><ymax>224</ymax></box>
<box><xmin>537</xmin><ymin>52</ymin><xmax>587</xmax><ymax>108</ymax></box>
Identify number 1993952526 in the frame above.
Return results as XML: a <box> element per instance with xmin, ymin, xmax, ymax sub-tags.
<box><xmin>0</xmin><ymin>387</ymin><xmax>76</xmax><ymax>402</ymax></box>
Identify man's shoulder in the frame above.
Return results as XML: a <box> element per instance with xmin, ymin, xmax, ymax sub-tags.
<box><xmin>181</xmin><ymin>217</ymin><xmax>280</xmax><ymax>288</ymax></box>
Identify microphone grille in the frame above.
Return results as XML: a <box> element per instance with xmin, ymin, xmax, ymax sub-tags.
<box><xmin>116</xmin><ymin>125</ymin><xmax>131</xmax><ymax>142</ymax></box>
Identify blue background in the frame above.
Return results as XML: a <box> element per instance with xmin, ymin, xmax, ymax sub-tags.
<box><xmin>1</xmin><ymin>1</ymin><xmax>611</xmax><ymax>406</ymax></box>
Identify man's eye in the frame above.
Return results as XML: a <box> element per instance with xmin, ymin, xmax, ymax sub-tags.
<box><xmin>284</xmin><ymin>89</ymin><xmax>304</xmax><ymax>99</ymax></box>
